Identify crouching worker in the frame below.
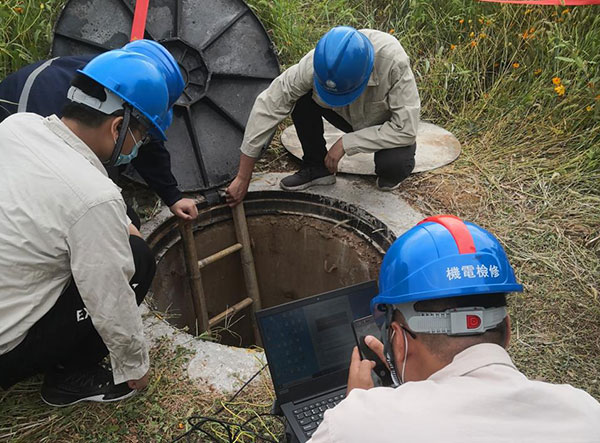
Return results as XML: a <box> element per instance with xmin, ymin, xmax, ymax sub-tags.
<box><xmin>309</xmin><ymin>215</ymin><xmax>600</xmax><ymax>442</ymax></box>
<box><xmin>0</xmin><ymin>46</ymin><xmax>174</xmax><ymax>406</ymax></box>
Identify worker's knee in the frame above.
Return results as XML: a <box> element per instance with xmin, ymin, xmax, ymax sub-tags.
<box><xmin>374</xmin><ymin>143</ymin><xmax>416</xmax><ymax>183</ymax></box>
<box><xmin>128</xmin><ymin>235</ymin><xmax>156</xmax><ymax>305</ymax></box>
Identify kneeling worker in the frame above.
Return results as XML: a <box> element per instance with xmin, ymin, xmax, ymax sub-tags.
<box><xmin>226</xmin><ymin>26</ymin><xmax>420</xmax><ymax>206</ymax></box>
<box><xmin>0</xmin><ymin>45</ymin><xmax>176</xmax><ymax>406</ymax></box>
<box><xmin>0</xmin><ymin>40</ymin><xmax>198</xmax><ymax>223</ymax></box>
<box><xmin>309</xmin><ymin>215</ymin><xmax>600</xmax><ymax>442</ymax></box>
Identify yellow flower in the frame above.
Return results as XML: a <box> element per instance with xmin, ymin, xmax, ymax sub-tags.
<box><xmin>586</xmin><ymin>105</ymin><xmax>594</xmax><ymax>112</ymax></box>
<box><xmin>595</xmin><ymin>94</ymin><xmax>600</xmax><ymax>101</ymax></box>
<box><xmin>178</xmin><ymin>422</ymin><xmax>185</xmax><ymax>430</ymax></box>
<box><xmin>562</xmin><ymin>8</ymin><xmax>570</xmax><ymax>14</ymax></box>
<box><xmin>469</xmin><ymin>31</ymin><xmax>475</xmax><ymax>38</ymax></box>
<box><xmin>450</xmin><ymin>44</ymin><xmax>457</xmax><ymax>50</ymax></box>
<box><xmin>479</xmin><ymin>33</ymin><xmax>487</xmax><ymax>39</ymax></box>
<box><xmin>468</xmin><ymin>19</ymin><xmax>473</xmax><ymax>24</ymax></box>
<box><xmin>554</xmin><ymin>84</ymin><xmax>566</xmax><ymax>96</ymax></box>
<box><xmin>534</xmin><ymin>68</ymin><xmax>542</xmax><ymax>76</ymax></box>
<box><xmin>478</xmin><ymin>18</ymin><xmax>484</xmax><ymax>24</ymax></box>
<box><xmin>529</xmin><ymin>27</ymin><xmax>535</xmax><ymax>33</ymax></box>
<box><xmin>470</xmin><ymin>40</ymin><xmax>478</xmax><ymax>48</ymax></box>
<box><xmin>513</xmin><ymin>62</ymin><xmax>520</xmax><ymax>69</ymax></box>
<box><xmin>389</xmin><ymin>29</ymin><xmax>395</xmax><ymax>34</ymax></box>
<box><xmin>524</xmin><ymin>9</ymin><xmax>533</xmax><ymax>15</ymax></box>
<box><xmin>459</xmin><ymin>19</ymin><xmax>465</xmax><ymax>24</ymax></box>
<box><xmin>552</xmin><ymin>77</ymin><xmax>561</xmax><ymax>85</ymax></box>
<box><xmin>522</xmin><ymin>31</ymin><xmax>529</xmax><ymax>39</ymax></box>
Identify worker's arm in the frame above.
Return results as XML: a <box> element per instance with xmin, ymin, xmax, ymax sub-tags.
<box><xmin>227</xmin><ymin>53</ymin><xmax>313</xmax><ymax>207</ymax></box>
<box><xmin>239</xmin><ymin>51</ymin><xmax>315</xmax><ymax>159</ymax></box>
<box><xmin>67</xmin><ymin>198</ymin><xmax>149</xmax><ymax>385</ymax></box>
<box><xmin>131</xmin><ymin>140</ymin><xmax>198</xmax><ymax>220</ymax></box>
<box><xmin>342</xmin><ymin>61</ymin><xmax>420</xmax><ymax>155</ymax></box>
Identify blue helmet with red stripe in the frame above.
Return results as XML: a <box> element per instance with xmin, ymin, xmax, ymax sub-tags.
<box><xmin>371</xmin><ymin>215</ymin><xmax>523</xmax><ymax>315</ymax></box>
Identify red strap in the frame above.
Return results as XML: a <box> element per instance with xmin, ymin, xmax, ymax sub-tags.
<box><xmin>479</xmin><ymin>0</ymin><xmax>600</xmax><ymax>4</ymax></box>
<box><xmin>130</xmin><ymin>0</ymin><xmax>150</xmax><ymax>41</ymax></box>
<box><xmin>418</xmin><ymin>215</ymin><xmax>476</xmax><ymax>254</ymax></box>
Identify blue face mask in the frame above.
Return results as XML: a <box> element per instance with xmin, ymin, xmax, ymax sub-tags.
<box><xmin>114</xmin><ymin>128</ymin><xmax>145</xmax><ymax>166</ymax></box>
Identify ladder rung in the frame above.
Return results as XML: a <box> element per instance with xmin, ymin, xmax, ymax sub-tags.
<box><xmin>198</xmin><ymin>243</ymin><xmax>243</xmax><ymax>269</ymax></box>
<box><xmin>208</xmin><ymin>297</ymin><xmax>254</xmax><ymax>328</ymax></box>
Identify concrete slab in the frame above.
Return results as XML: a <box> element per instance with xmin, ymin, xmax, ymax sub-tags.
<box><xmin>140</xmin><ymin>175</ymin><xmax>424</xmax><ymax>395</ymax></box>
<box><xmin>280</xmin><ymin>119</ymin><xmax>461</xmax><ymax>175</ymax></box>
<box><xmin>141</xmin><ymin>304</ymin><xmax>266</xmax><ymax>394</ymax></box>
<box><xmin>248</xmin><ymin>172</ymin><xmax>424</xmax><ymax>236</ymax></box>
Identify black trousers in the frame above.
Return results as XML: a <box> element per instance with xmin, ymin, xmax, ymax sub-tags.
<box><xmin>291</xmin><ymin>92</ymin><xmax>416</xmax><ymax>183</ymax></box>
<box><xmin>0</xmin><ymin>235</ymin><xmax>155</xmax><ymax>389</ymax></box>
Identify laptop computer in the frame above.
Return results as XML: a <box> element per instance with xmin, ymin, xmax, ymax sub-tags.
<box><xmin>255</xmin><ymin>280</ymin><xmax>378</xmax><ymax>442</ymax></box>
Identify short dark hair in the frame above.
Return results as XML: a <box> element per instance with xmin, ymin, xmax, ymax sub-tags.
<box><xmin>61</xmin><ymin>73</ymin><xmax>144</xmax><ymax>132</ymax></box>
<box><xmin>395</xmin><ymin>293</ymin><xmax>509</xmax><ymax>363</ymax></box>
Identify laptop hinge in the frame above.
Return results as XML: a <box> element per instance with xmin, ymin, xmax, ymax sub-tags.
<box><xmin>292</xmin><ymin>386</ymin><xmax>345</xmax><ymax>405</ymax></box>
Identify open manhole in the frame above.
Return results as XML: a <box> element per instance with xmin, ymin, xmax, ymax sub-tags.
<box><xmin>147</xmin><ymin>191</ymin><xmax>394</xmax><ymax>347</ymax></box>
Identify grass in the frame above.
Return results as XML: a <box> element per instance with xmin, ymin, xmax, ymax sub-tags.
<box><xmin>1</xmin><ymin>0</ymin><xmax>599</xmax><ymax>441</ymax></box>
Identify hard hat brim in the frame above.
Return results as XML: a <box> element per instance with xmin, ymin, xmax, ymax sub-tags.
<box><xmin>313</xmin><ymin>73</ymin><xmax>370</xmax><ymax>108</ymax></box>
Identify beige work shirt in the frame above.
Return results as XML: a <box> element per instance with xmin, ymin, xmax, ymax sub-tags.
<box><xmin>240</xmin><ymin>29</ymin><xmax>420</xmax><ymax>158</ymax></box>
<box><xmin>0</xmin><ymin>113</ymin><xmax>148</xmax><ymax>384</ymax></box>
<box><xmin>309</xmin><ymin>344</ymin><xmax>600</xmax><ymax>443</ymax></box>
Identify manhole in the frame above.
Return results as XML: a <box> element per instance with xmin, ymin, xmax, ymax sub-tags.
<box><xmin>147</xmin><ymin>191</ymin><xmax>394</xmax><ymax>347</ymax></box>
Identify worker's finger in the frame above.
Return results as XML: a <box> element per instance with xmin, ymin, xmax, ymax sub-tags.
<box><xmin>349</xmin><ymin>346</ymin><xmax>361</xmax><ymax>374</ymax></box>
<box><xmin>364</xmin><ymin>335</ymin><xmax>388</xmax><ymax>369</ymax></box>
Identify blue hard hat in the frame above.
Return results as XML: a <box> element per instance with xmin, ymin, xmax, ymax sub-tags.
<box><xmin>78</xmin><ymin>49</ymin><xmax>170</xmax><ymax>140</ymax></box>
<box><xmin>313</xmin><ymin>26</ymin><xmax>374</xmax><ymax>107</ymax></box>
<box><xmin>123</xmin><ymin>39</ymin><xmax>185</xmax><ymax>107</ymax></box>
<box><xmin>371</xmin><ymin>215</ymin><xmax>523</xmax><ymax>314</ymax></box>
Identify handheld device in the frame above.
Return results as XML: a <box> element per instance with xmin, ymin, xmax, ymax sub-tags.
<box><xmin>351</xmin><ymin>315</ymin><xmax>393</xmax><ymax>386</ymax></box>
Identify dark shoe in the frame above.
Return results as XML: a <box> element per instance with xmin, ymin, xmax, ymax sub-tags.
<box><xmin>376</xmin><ymin>176</ymin><xmax>403</xmax><ymax>192</ymax></box>
<box><xmin>41</xmin><ymin>364</ymin><xmax>136</xmax><ymax>407</ymax></box>
<box><xmin>280</xmin><ymin>166</ymin><xmax>335</xmax><ymax>191</ymax></box>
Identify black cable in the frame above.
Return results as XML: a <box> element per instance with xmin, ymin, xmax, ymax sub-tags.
<box><xmin>172</xmin><ymin>363</ymin><xmax>285</xmax><ymax>443</ymax></box>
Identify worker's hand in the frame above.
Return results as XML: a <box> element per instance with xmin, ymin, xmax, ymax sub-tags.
<box><xmin>170</xmin><ymin>198</ymin><xmax>198</xmax><ymax>220</ymax></box>
<box><xmin>324</xmin><ymin>137</ymin><xmax>345</xmax><ymax>174</ymax></box>
<box><xmin>129</xmin><ymin>223</ymin><xmax>142</xmax><ymax>238</ymax></box>
<box><xmin>364</xmin><ymin>335</ymin><xmax>389</xmax><ymax>370</ymax></box>
<box><xmin>225</xmin><ymin>175</ymin><xmax>251</xmax><ymax>207</ymax></box>
<box><xmin>127</xmin><ymin>370</ymin><xmax>150</xmax><ymax>391</ymax></box>
<box><xmin>347</xmin><ymin>346</ymin><xmax>375</xmax><ymax>395</ymax></box>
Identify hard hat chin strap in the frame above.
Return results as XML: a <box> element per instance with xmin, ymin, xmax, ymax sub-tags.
<box><xmin>106</xmin><ymin>106</ymin><xmax>132</xmax><ymax>168</ymax></box>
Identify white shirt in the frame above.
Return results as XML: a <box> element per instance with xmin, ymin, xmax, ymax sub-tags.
<box><xmin>241</xmin><ymin>29</ymin><xmax>420</xmax><ymax>158</ymax></box>
<box><xmin>0</xmin><ymin>113</ymin><xmax>148</xmax><ymax>384</ymax></box>
<box><xmin>308</xmin><ymin>344</ymin><xmax>600</xmax><ymax>443</ymax></box>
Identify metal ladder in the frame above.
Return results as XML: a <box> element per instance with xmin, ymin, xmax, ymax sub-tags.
<box><xmin>178</xmin><ymin>203</ymin><xmax>262</xmax><ymax>341</ymax></box>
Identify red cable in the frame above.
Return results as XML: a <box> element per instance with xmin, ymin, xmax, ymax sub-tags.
<box><xmin>130</xmin><ymin>0</ymin><xmax>150</xmax><ymax>41</ymax></box>
<box><xmin>479</xmin><ymin>0</ymin><xmax>600</xmax><ymax>5</ymax></box>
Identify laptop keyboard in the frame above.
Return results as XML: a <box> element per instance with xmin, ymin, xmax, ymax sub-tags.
<box><xmin>292</xmin><ymin>393</ymin><xmax>345</xmax><ymax>438</ymax></box>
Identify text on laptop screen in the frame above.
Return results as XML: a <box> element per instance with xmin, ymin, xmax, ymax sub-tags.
<box><xmin>259</xmin><ymin>284</ymin><xmax>375</xmax><ymax>390</ymax></box>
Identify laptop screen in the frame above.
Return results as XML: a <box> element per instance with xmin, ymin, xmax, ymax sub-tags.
<box><xmin>256</xmin><ymin>281</ymin><xmax>377</xmax><ymax>391</ymax></box>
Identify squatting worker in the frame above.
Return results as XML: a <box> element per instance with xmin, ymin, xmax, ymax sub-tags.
<box><xmin>0</xmin><ymin>43</ymin><xmax>179</xmax><ymax>407</ymax></box>
<box><xmin>226</xmin><ymin>26</ymin><xmax>420</xmax><ymax>206</ymax></box>
<box><xmin>0</xmin><ymin>40</ymin><xmax>198</xmax><ymax>224</ymax></box>
<box><xmin>308</xmin><ymin>215</ymin><xmax>600</xmax><ymax>442</ymax></box>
